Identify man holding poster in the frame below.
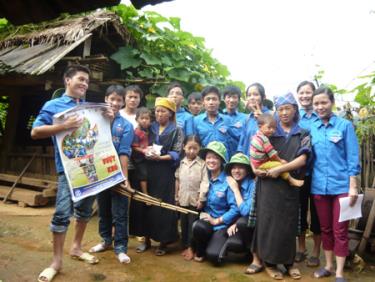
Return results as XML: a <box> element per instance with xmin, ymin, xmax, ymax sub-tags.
<box><xmin>31</xmin><ymin>65</ymin><xmax>111</xmax><ymax>282</ymax></box>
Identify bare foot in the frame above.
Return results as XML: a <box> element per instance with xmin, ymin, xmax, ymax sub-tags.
<box><xmin>181</xmin><ymin>249</ymin><xmax>188</xmax><ymax>257</ymax></box>
<box><xmin>288</xmin><ymin>176</ymin><xmax>304</xmax><ymax>187</ymax></box>
<box><xmin>184</xmin><ymin>248</ymin><xmax>194</xmax><ymax>261</ymax></box>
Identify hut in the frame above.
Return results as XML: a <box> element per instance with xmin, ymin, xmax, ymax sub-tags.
<box><xmin>0</xmin><ymin>11</ymin><xmax>133</xmax><ymax>206</ymax></box>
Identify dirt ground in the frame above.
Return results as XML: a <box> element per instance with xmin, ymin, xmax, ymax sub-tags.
<box><xmin>0</xmin><ymin>202</ymin><xmax>374</xmax><ymax>282</ymax></box>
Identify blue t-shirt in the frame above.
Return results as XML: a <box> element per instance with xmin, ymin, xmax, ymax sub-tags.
<box><xmin>310</xmin><ymin>115</ymin><xmax>360</xmax><ymax>195</ymax></box>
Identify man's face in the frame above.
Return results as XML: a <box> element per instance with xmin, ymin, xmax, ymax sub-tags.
<box><xmin>224</xmin><ymin>94</ymin><xmax>239</xmax><ymax>112</ymax></box>
<box><xmin>65</xmin><ymin>71</ymin><xmax>89</xmax><ymax>98</ymax></box>
<box><xmin>203</xmin><ymin>93</ymin><xmax>220</xmax><ymax>114</ymax></box>
<box><xmin>105</xmin><ymin>92</ymin><xmax>124</xmax><ymax>114</ymax></box>
<box><xmin>125</xmin><ymin>91</ymin><xmax>141</xmax><ymax>110</ymax></box>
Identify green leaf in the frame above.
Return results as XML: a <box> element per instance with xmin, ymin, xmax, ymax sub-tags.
<box><xmin>140</xmin><ymin>53</ymin><xmax>162</xmax><ymax>65</ymax></box>
<box><xmin>138</xmin><ymin>68</ymin><xmax>154</xmax><ymax>79</ymax></box>
<box><xmin>167</xmin><ymin>68</ymin><xmax>191</xmax><ymax>82</ymax></box>
<box><xmin>110</xmin><ymin>46</ymin><xmax>141</xmax><ymax>69</ymax></box>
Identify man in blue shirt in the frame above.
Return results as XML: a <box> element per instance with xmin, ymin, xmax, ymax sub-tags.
<box><xmin>89</xmin><ymin>85</ymin><xmax>134</xmax><ymax>264</ymax></box>
<box><xmin>193</xmin><ymin>86</ymin><xmax>235</xmax><ymax>157</ymax></box>
<box><xmin>222</xmin><ymin>86</ymin><xmax>247</xmax><ymax>156</ymax></box>
<box><xmin>32</xmin><ymin>65</ymin><xmax>112</xmax><ymax>282</ymax></box>
<box><xmin>167</xmin><ymin>82</ymin><xmax>193</xmax><ymax>136</ymax></box>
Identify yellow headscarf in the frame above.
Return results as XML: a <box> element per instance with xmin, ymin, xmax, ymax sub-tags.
<box><xmin>155</xmin><ymin>97</ymin><xmax>176</xmax><ymax>113</ymax></box>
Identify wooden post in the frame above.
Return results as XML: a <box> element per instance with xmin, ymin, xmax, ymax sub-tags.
<box><xmin>358</xmin><ymin>199</ymin><xmax>375</xmax><ymax>255</ymax></box>
<box><xmin>83</xmin><ymin>37</ymin><xmax>92</xmax><ymax>58</ymax></box>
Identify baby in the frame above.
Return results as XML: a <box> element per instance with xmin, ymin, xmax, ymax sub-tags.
<box><xmin>250</xmin><ymin>113</ymin><xmax>304</xmax><ymax>187</ymax></box>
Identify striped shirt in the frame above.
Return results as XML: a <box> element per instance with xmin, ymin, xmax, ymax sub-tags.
<box><xmin>250</xmin><ymin>131</ymin><xmax>278</xmax><ymax>167</ymax></box>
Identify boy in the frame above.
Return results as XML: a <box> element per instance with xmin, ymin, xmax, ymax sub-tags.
<box><xmin>119</xmin><ymin>85</ymin><xmax>143</xmax><ymax>128</ymax></box>
<box><xmin>192</xmin><ymin>86</ymin><xmax>235</xmax><ymax>158</ymax></box>
<box><xmin>187</xmin><ymin>92</ymin><xmax>203</xmax><ymax>116</ymax></box>
<box><xmin>250</xmin><ymin>113</ymin><xmax>304</xmax><ymax>187</ymax></box>
<box><xmin>32</xmin><ymin>65</ymin><xmax>105</xmax><ymax>282</ymax></box>
<box><xmin>89</xmin><ymin>85</ymin><xmax>134</xmax><ymax>264</ymax></box>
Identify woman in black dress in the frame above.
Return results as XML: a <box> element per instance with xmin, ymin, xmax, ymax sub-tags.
<box><xmin>143</xmin><ymin>97</ymin><xmax>184</xmax><ymax>256</ymax></box>
<box><xmin>253</xmin><ymin>92</ymin><xmax>310</xmax><ymax>280</ymax></box>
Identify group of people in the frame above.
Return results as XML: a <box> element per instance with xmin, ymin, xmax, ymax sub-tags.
<box><xmin>32</xmin><ymin>64</ymin><xmax>360</xmax><ymax>282</ymax></box>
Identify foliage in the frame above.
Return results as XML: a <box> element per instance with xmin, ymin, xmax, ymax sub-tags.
<box><xmin>109</xmin><ymin>4</ymin><xmax>244</xmax><ymax>97</ymax></box>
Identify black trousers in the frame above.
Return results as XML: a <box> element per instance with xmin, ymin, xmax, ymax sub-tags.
<box><xmin>225</xmin><ymin>216</ymin><xmax>254</xmax><ymax>253</ymax></box>
<box><xmin>299</xmin><ymin>176</ymin><xmax>321</xmax><ymax>234</ymax></box>
<box><xmin>180</xmin><ymin>206</ymin><xmax>198</xmax><ymax>248</ymax></box>
<box><xmin>192</xmin><ymin>219</ymin><xmax>228</xmax><ymax>264</ymax></box>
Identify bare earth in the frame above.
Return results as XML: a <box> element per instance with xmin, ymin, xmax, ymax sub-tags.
<box><xmin>0</xmin><ymin>202</ymin><xmax>374</xmax><ymax>282</ymax></box>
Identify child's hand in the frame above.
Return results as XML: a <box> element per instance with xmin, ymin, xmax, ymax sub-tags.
<box><xmin>253</xmin><ymin>168</ymin><xmax>267</xmax><ymax>178</ymax></box>
<box><xmin>266</xmin><ymin>167</ymin><xmax>282</xmax><ymax>178</ymax></box>
<box><xmin>227</xmin><ymin>224</ymin><xmax>238</xmax><ymax>236</ymax></box>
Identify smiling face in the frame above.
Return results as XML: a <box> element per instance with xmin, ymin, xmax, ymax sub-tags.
<box><xmin>65</xmin><ymin>71</ymin><xmax>89</xmax><ymax>99</ymax></box>
<box><xmin>205</xmin><ymin>151</ymin><xmax>222</xmax><ymax>173</ymax></box>
<box><xmin>297</xmin><ymin>84</ymin><xmax>314</xmax><ymax>109</ymax></box>
<box><xmin>224</xmin><ymin>94</ymin><xmax>239</xmax><ymax>112</ymax></box>
<box><xmin>246</xmin><ymin>86</ymin><xmax>262</xmax><ymax>110</ymax></box>
<box><xmin>105</xmin><ymin>92</ymin><xmax>124</xmax><ymax>114</ymax></box>
<box><xmin>155</xmin><ymin>106</ymin><xmax>172</xmax><ymax>126</ymax></box>
<box><xmin>313</xmin><ymin>93</ymin><xmax>334</xmax><ymax>121</ymax></box>
<box><xmin>203</xmin><ymin>93</ymin><xmax>220</xmax><ymax>114</ymax></box>
<box><xmin>230</xmin><ymin>164</ymin><xmax>248</xmax><ymax>181</ymax></box>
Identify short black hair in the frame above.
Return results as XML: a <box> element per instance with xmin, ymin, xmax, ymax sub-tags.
<box><xmin>105</xmin><ymin>84</ymin><xmax>125</xmax><ymax>97</ymax></box>
<box><xmin>201</xmin><ymin>86</ymin><xmax>221</xmax><ymax>99</ymax></box>
<box><xmin>188</xmin><ymin>92</ymin><xmax>202</xmax><ymax>103</ymax></box>
<box><xmin>257</xmin><ymin>113</ymin><xmax>276</xmax><ymax>127</ymax></box>
<box><xmin>223</xmin><ymin>85</ymin><xmax>242</xmax><ymax>99</ymax></box>
<box><xmin>135</xmin><ymin>107</ymin><xmax>152</xmax><ymax>120</ymax></box>
<box><xmin>297</xmin><ymin>81</ymin><xmax>316</xmax><ymax>93</ymax></box>
<box><xmin>63</xmin><ymin>64</ymin><xmax>90</xmax><ymax>82</ymax></box>
<box><xmin>124</xmin><ymin>85</ymin><xmax>144</xmax><ymax>99</ymax></box>
<box><xmin>167</xmin><ymin>82</ymin><xmax>184</xmax><ymax>96</ymax></box>
<box><xmin>313</xmin><ymin>85</ymin><xmax>335</xmax><ymax>103</ymax></box>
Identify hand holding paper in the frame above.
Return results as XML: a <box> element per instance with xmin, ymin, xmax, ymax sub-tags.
<box><xmin>339</xmin><ymin>194</ymin><xmax>364</xmax><ymax>222</ymax></box>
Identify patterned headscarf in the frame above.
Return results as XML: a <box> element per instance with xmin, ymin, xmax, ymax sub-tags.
<box><xmin>274</xmin><ymin>92</ymin><xmax>299</xmax><ymax>122</ymax></box>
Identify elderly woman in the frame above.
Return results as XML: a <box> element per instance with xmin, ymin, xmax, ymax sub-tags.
<box><xmin>252</xmin><ymin>92</ymin><xmax>310</xmax><ymax>280</ymax></box>
<box><xmin>237</xmin><ymin>83</ymin><xmax>270</xmax><ymax>155</ymax></box>
<box><xmin>192</xmin><ymin>141</ymin><xmax>238</xmax><ymax>264</ymax></box>
<box><xmin>142</xmin><ymin>97</ymin><xmax>184</xmax><ymax>256</ymax></box>
<box><xmin>310</xmin><ymin>86</ymin><xmax>360</xmax><ymax>282</ymax></box>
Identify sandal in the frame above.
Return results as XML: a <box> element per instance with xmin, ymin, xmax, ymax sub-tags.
<box><xmin>265</xmin><ymin>266</ymin><xmax>284</xmax><ymax>280</ymax></box>
<box><xmin>89</xmin><ymin>242</ymin><xmax>111</xmax><ymax>253</ymax></box>
<box><xmin>38</xmin><ymin>267</ymin><xmax>58</xmax><ymax>282</ymax></box>
<box><xmin>193</xmin><ymin>256</ymin><xmax>204</xmax><ymax>262</ymax></box>
<box><xmin>136</xmin><ymin>242</ymin><xmax>150</xmax><ymax>253</ymax></box>
<box><xmin>245</xmin><ymin>263</ymin><xmax>264</xmax><ymax>274</ymax></box>
<box><xmin>294</xmin><ymin>251</ymin><xmax>307</xmax><ymax>262</ymax></box>
<box><xmin>314</xmin><ymin>267</ymin><xmax>333</xmax><ymax>278</ymax></box>
<box><xmin>155</xmin><ymin>247</ymin><xmax>167</xmax><ymax>256</ymax></box>
<box><xmin>70</xmin><ymin>252</ymin><xmax>99</xmax><ymax>264</ymax></box>
<box><xmin>306</xmin><ymin>256</ymin><xmax>320</xmax><ymax>267</ymax></box>
<box><xmin>117</xmin><ymin>252</ymin><xmax>131</xmax><ymax>264</ymax></box>
<box><xmin>288</xmin><ymin>267</ymin><xmax>302</xmax><ymax>280</ymax></box>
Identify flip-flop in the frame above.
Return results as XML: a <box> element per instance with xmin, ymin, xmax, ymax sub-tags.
<box><xmin>288</xmin><ymin>267</ymin><xmax>302</xmax><ymax>280</ymax></box>
<box><xmin>306</xmin><ymin>256</ymin><xmax>320</xmax><ymax>267</ymax></box>
<box><xmin>117</xmin><ymin>252</ymin><xmax>131</xmax><ymax>264</ymax></box>
<box><xmin>294</xmin><ymin>251</ymin><xmax>307</xmax><ymax>262</ymax></box>
<box><xmin>38</xmin><ymin>267</ymin><xmax>58</xmax><ymax>282</ymax></box>
<box><xmin>265</xmin><ymin>266</ymin><xmax>284</xmax><ymax>280</ymax></box>
<box><xmin>314</xmin><ymin>267</ymin><xmax>333</xmax><ymax>278</ymax></box>
<box><xmin>155</xmin><ymin>247</ymin><xmax>167</xmax><ymax>256</ymax></box>
<box><xmin>71</xmin><ymin>252</ymin><xmax>99</xmax><ymax>264</ymax></box>
<box><xmin>193</xmin><ymin>256</ymin><xmax>204</xmax><ymax>262</ymax></box>
<box><xmin>136</xmin><ymin>242</ymin><xmax>150</xmax><ymax>253</ymax></box>
<box><xmin>89</xmin><ymin>242</ymin><xmax>111</xmax><ymax>253</ymax></box>
<box><xmin>244</xmin><ymin>264</ymin><xmax>264</xmax><ymax>274</ymax></box>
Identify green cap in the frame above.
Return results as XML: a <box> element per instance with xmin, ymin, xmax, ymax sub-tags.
<box><xmin>224</xmin><ymin>153</ymin><xmax>254</xmax><ymax>177</ymax></box>
<box><xmin>200</xmin><ymin>141</ymin><xmax>227</xmax><ymax>163</ymax></box>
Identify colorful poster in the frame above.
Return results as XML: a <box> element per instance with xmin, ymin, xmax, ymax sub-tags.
<box><xmin>54</xmin><ymin>103</ymin><xmax>125</xmax><ymax>202</ymax></box>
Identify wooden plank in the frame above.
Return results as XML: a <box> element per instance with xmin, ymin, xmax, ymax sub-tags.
<box><xmin>0</xmin><ymin>173</ymin><xmax>57</xmax><ymax>190</ymax></box>
<box><xmin>42</xmin><ymin>188</ymin><xmax>57</xmax><ymax>198</ymax></box>
<box><xmin>358</xmin><ymin>199</ymin><xmax>375</xmax><ymax>255</ymax></box>
<box><xmin>0</xmin><ymin>185</ymin><xmax>48</xmax><ymax>207</ymax></box>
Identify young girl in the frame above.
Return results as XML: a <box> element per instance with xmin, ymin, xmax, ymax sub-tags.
<box><xmin>250</xmin><ymin>113</ymin><xmax>304</xmax><ymax>187</ymax></box>
<box><xmin>132</xmin><ymin>107</ymin><xmax>152</xmax><ymax>196</ymax></box>
<box><xmin>175</xmin><ymin>135</ymin><xmax>209</xmax><ymax>260</ymax></box>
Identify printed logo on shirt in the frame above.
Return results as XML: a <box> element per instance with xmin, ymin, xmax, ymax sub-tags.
<box><xmin>219</xmin><ymin>127</ymin><xmax>227</xmax><ymax>134</ymax></box>
<box><xmin>234</xmin><ymin>121</ymin><xmax>242</xmax><ymax>128</ymax></box>
<box><xmin>216</xmin><ymin>191</ymin><xmax>225</xmax><ymax>198</ymax></box>
<box><xmin>328</xmin><ymin>130</ymin><xmax>343</xmax><ymax>143</ymax></box>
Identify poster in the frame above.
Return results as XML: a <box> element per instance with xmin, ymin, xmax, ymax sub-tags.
<box><xmin>54</xmin><ymin>103</ymin><xmax>125</xmax><ymax>202</ymax></box>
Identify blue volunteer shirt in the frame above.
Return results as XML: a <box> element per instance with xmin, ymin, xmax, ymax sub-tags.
<box><xmin>176</xmin><ymin>107</ymin><xmax>193</xmax><ymax>136</ymax></box>
<box><xmin>111</xmin><ymin>113</ymin><xmax>134</xmax><ymax>157</ymax></box>
<box><xmin>204</xmin><ymin>171</ymin><xmax>239</xmax><ymax>230</ymax></box>
<box><xmin>223</xmin><ymin>109</ymin><xmax>247</xmax><ymax>156</ymax></box>
<box><xmin>237</xmin><ymin>107</ymin><xmax>270</xmax><ymax>155</ymax></box>
<box><xmin>237</xmin><ymin>177</ymin><xmax>256</xmax><ymax>217</ymax></box>
<box><xmin>193</xmin><ymin>112</ymin><xmax>235</xmax><ymax>157</ymax></box>
<box><xmin>310</xmin><ymin>114</ymin><xmax>360</xmax><ymax>195</ymax></box>
<box><xmin>32</xmin><ymin>94</ymin><xmax>82</xmax><ymax>174</ymax></box>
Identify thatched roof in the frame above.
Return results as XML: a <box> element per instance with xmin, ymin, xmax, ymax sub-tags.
<box><xmin>0</xmin><ymin>11</ymin><xmax>132</xmax><ymax>75</ymax></box>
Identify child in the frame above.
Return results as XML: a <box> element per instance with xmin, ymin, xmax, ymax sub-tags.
<box><xmin>250</xmin><ymin>113</ymin><xmax>304</xmax><ymax>187</ymax></box>
<box><xmin>89</xmin><ymin>85</ymin><xmax>134</xmax><ymax>264</ymax></box>
<box><xmin>187</xmin><ymin>92</ymin><xmax>203</xmax><ymax>116</ymax></box>
<box><xmin>175</xmin><ymin>135</ymin><xmax>209</xmax><ymax>260</ymax></box>
<box><xmin>132</xmin><ymin>107</ymin><xmax>152</xmax><ymax>195</ymax></box>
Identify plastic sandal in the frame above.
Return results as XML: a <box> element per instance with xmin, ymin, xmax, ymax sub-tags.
<box><xmin>288</xmin><ymin>267</ymin><xmax>302</xmax><ymax>280</ymax></box>
<box><xmin>265</xmin><ymin>266</ymin><xmax>284</xmax><ymax>280</ymax></box>
<box><xmin>314</xmin><ymin>267</ymin><xmax>333</xmax><ymax>278</ymax></box>
<box><xmin>245</xmin><ymin>264</ymin><xmax>264</xmax><ymax>274</ymax></box>
<box><xmin>136</xmin><ymin>242</ymin><xmax>150</xmax><ymax>253</ymax></box>
<box><xmin>38</xmin><ymin>267</ymin><xmax>58</xmax><ymax>282</ymax></box>
<box><xmin>118</xmin><ymin>252</ymin><xmax>131</xmax><ymax>264</ymax></box>
<box><xmin>89</xmin><ymin>242</ymin><xmax>111</xmax><ymax>253</ymax></box>
<box><xmin>294</xmin><ymin>251</ymin><xmax>307</xmax><ymax>262</ymax></box>
<box><xmin>71</xmin><ymin>252</ymin><xmax>99</xmax><ymax>264</ymax></box>
<box><xmin>306</xmin><ymin>256</ymin><xmax>320</xmax><ymax>267</ymax></box>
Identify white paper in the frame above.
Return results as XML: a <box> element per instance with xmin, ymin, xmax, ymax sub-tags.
<box><xmin>339</xmin><ymin>194</ymin><xmax>364</xmax><ymax>222</ymax></box>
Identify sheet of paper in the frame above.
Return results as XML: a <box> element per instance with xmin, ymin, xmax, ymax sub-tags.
<box><xmin>339</xmin><ymin>194</ymin><xmax>364</xmax><ymax>222</ymax></box>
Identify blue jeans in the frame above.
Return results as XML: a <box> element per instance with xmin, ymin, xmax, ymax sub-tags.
<box><xmin>50</xmin><ymin>175</ymin><xmax>95</xmax><ymax>233</ymax></box>
<box><xmin>97</xmin><ymin>188</ymin><xmax>129</xmax><ymax>254</ymax></box>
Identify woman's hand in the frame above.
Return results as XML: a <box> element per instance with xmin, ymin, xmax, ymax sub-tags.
<box><xmin>253</xmin><ymin>168</ymin><xmax>267</xmax><ymax>178</ymax></box>
<box><xmin>207</xmin><ymin>215</ymin><xmax>221</xmax><ymax>226</ymax></box>
<box><xmin>266</xmin><ymin>166</ymin><xmax>282</xmax><ymax>178</ymax></box>
<box><xmin>250</xmin><ymin>103</ymin><xmax>262</xmax><ymax>119</ymax></box>
<box><xmin>227</xmin><ymin>223</ymin><xmax>238</xmax><ymax>236</ymax></box>
<box><xmin>349</xmin><ymin>176</ymin><xmax>359</xmax><ymax>207</ymax></box>
<box><xmin>226</xmin><ymin>176</ymin><xmax>239</xmax><ymax>192</ymax></box>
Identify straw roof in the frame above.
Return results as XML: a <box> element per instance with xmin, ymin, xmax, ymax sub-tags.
<box><xmin>0</xmin><ymin>11</ymin><xmax>131</xmax><ymax>75</ymax></box>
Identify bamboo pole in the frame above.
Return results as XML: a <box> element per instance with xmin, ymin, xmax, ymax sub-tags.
<box><xmin>114</xmin><ymin>186</ymin><xmax>198</xmax><ymax>215</ymax></box>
